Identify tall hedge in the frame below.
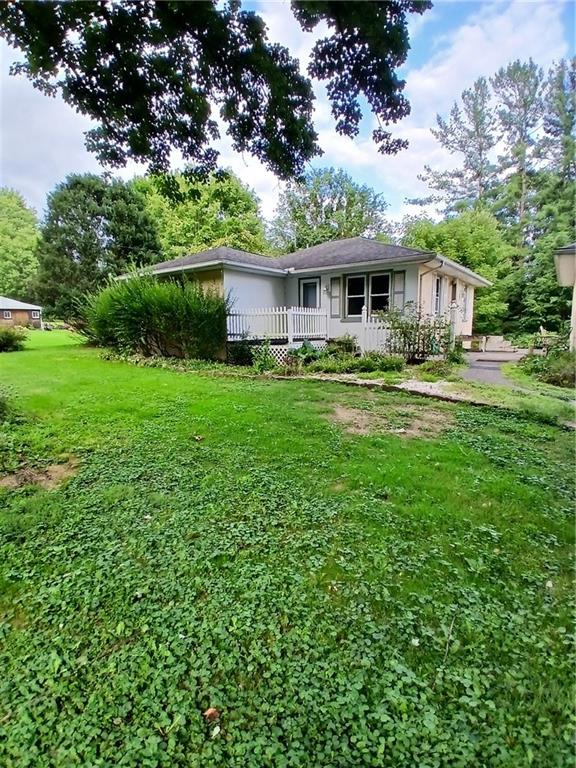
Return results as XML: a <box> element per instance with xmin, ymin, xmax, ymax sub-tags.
<box><xmin>83</xmin><ymin>275</ymin><xmax>229</xmax><ymax>360</ymax></box>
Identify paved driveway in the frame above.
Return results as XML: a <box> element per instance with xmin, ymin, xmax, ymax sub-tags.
<box><xmin>461</xmin><ymin>351</ymin><xmax>529</xmax><ymax>388</ymax></box>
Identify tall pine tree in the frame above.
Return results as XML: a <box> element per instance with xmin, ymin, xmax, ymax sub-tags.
<box><xmin>490</xmin><ymin>59</ymin><xmax>544</xmax><ymax>252</ymax></box>
<box><xmin>417</xmin><ymin>77</ymin><xmax>498</xmax><ymax>210</ymax></box>
<box><xmin>518</xmin><ymin>58</ymin><xmax>576</xmax><ymax>332</ymax></box>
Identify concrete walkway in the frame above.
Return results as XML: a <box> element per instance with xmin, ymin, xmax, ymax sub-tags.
<box><xmin>460</xmin><ymin>350</ymin><xmax>528</xmax><ymax>388</ymax></box>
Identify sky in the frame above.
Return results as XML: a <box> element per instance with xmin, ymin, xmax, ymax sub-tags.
<box><xmin>0</xmin><ymin>0</ymin><xmax>574</xmax><ymax>224</ymax></box>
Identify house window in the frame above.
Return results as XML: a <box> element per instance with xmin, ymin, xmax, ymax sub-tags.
<box><xmin>345</xmin><ymin>275</ymin><xmax>366</xmax><ymax>317</ymax></box>
<box><xmin>31</xmin><ymin>311</ymin><xmax>40</xmax><ymax>319</ymax></box>
<box><xmin>299</xmin><ymin>278</ymin><xmax>320</xmax><ymax>308</ymax></box>
<box><xmin>393</xmin><ymin>271</ymin><xmax>405</xmax><ymax>310</ymax></box>
<box><xmin>3</xmin><ymin>311</ymin><xmax>11</xmax><ymax>319</ymax></box>
<box><xmin>450</xmin><ymin>280</ymin><xmax>457</xmax><ymax>303</ymax></box>
<box><xmin>433</xmin><ymin>276</ymin><xmax>442</xmax><ymax>315</ymax></box>
<box><xmin>330</xmin><ymin>277</ymin><xmax>341</xmax><ymax>317</ymax></box>
<box><xmin>369</xmin><ymin>274</ymin><xmax>390</xmax><ymax>313</ymax></box>
<box><xmin>462</xmin><ymin>286</ymin><xmax>469</xmax><ymax>320</ymax></box>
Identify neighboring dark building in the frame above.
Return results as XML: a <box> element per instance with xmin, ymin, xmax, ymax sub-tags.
<box><xmin>0</xmin><ymin>296</ymin><xmax>43</xmax><ymax>328</ymax></box>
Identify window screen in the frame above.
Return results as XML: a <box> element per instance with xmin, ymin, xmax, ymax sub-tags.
<box><xmin>369</xmin><ymin>274</ymin><xmax>390</xmax><ymax>312</ymax></box>
<box><xmin>346</xmin><ymin>276</ymin><xmax>365</xmax><ymax>316</ymax></box>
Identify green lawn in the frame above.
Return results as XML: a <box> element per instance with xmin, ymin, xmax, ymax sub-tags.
<box><xmin>1</xmin><ymin>331</ymin><xmax>574</xmax><ymax>767</ymax></box>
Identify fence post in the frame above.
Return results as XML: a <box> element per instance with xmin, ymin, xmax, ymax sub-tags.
<box><xmin>287</xmin><ymin>307</ymin><xmax>294</xmax><ymax>344</ymax></box>
<box><xmin>360</xmin><ymin>305</ymin><xmax>368</xmax><ymax>352</ymax></box>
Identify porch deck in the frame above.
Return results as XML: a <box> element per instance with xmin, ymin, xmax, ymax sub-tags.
<box><xmin>227</xmin><ymin>306</ymin><xmax>328</xmax><ymax>344</ymax></box>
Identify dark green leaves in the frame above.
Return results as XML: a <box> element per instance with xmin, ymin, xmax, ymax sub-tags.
<box><xmin>0</xmin><ymin>1</ymin><xmax>431</xmax><ymax>178</ymax></box>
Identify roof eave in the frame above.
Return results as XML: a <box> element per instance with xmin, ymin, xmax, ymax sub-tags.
<box><xmin>431</xmin><ymin>256</ymin><xmax>492</xmax><ymax>287</ymax></box>
<box><xmin>149</xmin><ymin>259</ymin><xmax>286</xmax><ymax>277</ymax></box>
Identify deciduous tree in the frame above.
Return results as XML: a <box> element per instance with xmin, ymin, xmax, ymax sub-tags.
<box><xmin>133</xmin><ymin>172</ymin><xmax>269</xmax><ymax>259</ymax></box>
<box><xmin>0</xmin><ymin>1</ymin><xmax>431</xmax><ymax>180</ymax></box>
<box><xmin>270</xmin><ymin>168</ymin><xmax>388</xmax><ymax>252</ymax></box>
<box><xmin>35</xmin><ymin>174</ymin><xmax>161</xmax><ymax>319</ymax></box>
<box><xmin>0</xmin><ymin>188</ymin><xmax>38</xmax><ymax>300</ymax></box>
<box><xmin>401</xmin><ymin>210</ymin><xmax>513</xmax><ymax>334</ymax></box>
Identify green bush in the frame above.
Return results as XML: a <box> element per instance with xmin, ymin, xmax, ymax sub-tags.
<box><xmin>521</xmin><ymin>351</ymin><xmax>575</xmax><ymax>389</ymax></box>
<box><xmin>227</xmin><ymin>335</ymin><xmax>254</xmax><ymax>366</ymax></box>
<box><xmin>417</xmin><ymin>359</ymin><xmax>454</xmax><ymax>378</ymax></box>
<box><xmin>82</xmin><ymin>274</ymin><xmax>229</xmax><ymax>360</ymax></box>
<box><xmin>325</xmin><ymin>334</ymin><xmax>358</xmax><ymax>357</ymax></box>
<box><xmin>306</xmin><ymin>353</ymin><xmax>404</xmax><ymax>375</ymax></box>
<box><xmin>447</xmin><ymin>339</ymin><xmax>466</xmax><ymax>364</ymax></box>
<box><xmin>252</xmin><ymin>340</ymin><xmax>276</xmax><ymax>373</ymax></box>
<box><xmin>0</xmin><ymin>326</ymin><xmax>27</xmax><ymax>352</ymax></box>
<box><xmin>378</xmin><ymin>303</ymin><xmax>450</xmax><ymax>362</ymax></box>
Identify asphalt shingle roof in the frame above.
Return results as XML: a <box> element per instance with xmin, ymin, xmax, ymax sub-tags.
<box><xmin>0</xmin><ymin>296</ymin><xmax>42</xmax><ymax>310</ymax></box>
<box><xmin>148</xmin><ymin>238</ymin><xmax>435</xmax><ymax>274</ymax></box>
<box><xmin>149</xmin><ymin>246</ymin><xmax>280</xmax><ymax>272</ymax></box>
<box><xmin>277</xmin><ymin>237</ymin><xmax>435</xmax><ymax>269</ymax></box>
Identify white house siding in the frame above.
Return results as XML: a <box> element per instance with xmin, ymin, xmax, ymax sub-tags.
<box><xmin>286</xmin><ymin>263</ymin><xmax>420</xmax><ymax>340</ymax></box>
<box><xmin>223</xmin><ymin>268</ymin><xmax>286</xmax><ymax>310</ymax></box>
<box><xmin>418</xmin><ymin>268</ymin><xmax>475</xmax><ymax>336</ymax></box>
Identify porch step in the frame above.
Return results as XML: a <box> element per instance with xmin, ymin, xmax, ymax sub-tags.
<box><xmin>484</xmin><ymin>335</ymin><xmax>517</xmax><ymax>353</ymax></box>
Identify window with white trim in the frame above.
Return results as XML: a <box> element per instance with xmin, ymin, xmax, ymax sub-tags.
<box><xmin>433</xmin><ymin>276</ymin><xmax>442</xmax><ymax>315</ymax></box>
<box><xmin>369</xmin><ymin>274</ymin><xmax>390</xmax><ymax>313</ymax></box>
<box><xmin>3</xmin><ymin>311</ymin><xmax>11</xmax><ymax>319</ymax></box>
<box><xmin>330</xmin><ymin>277</ymin><xmax>341</xmax><ymax>317</ymax></box>
<box><xmin>345</xmin><ymin>275</ymin><xmax>366</xmax><ymax>317</ymax></box>
<box><xmin>462</xmin><ymin>286</ymin><xmax>469</xmax><ymax>320</ymax></box>
<box><xmin>31</xmin><ymin>311</ymin><xmax>40</xmax><ymax>319</ymax></box>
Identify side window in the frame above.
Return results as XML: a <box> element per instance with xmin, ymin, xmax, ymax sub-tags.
<box><xmin>3</xmin><ymin>311</ymin><xmax>11</xmax><ymax>319</ymax></box>
<box><xmin>433</xmin><ymin>276</ymin><xmax>442</xmax><ymax>315</ymax></box>
<box><xmin>346</xmin><ymin>275</ymin><xmax>366</xmax><ymax>317</ymax></box>
<box><xmin>330</xmin><ymin>277</ymin><xmax>341</xmax><ymax>317</ymax></box>
<box><xmin>31</xmin><ymin>311</ymin><xmax>40</xmax><ymax>319</ymax></box>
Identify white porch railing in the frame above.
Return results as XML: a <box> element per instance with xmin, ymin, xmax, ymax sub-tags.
<box><xmin>227</xmin><ymin>306</ymin><xmax>328</xmax><ymax>343</ymax></box>
<box><xmin>359</xmin><ymin>306</ymin><xmax>390</xmax><ymax>352</ymax></box>
<box><xmin>359</xmin><ymin>303</ymin><xmax>458</xmax><ymax>353</ymax></box>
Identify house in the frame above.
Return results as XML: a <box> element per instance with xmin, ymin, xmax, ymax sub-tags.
<box><xmin>554</xmin><ymin>242</ymin><xmax>576</xmax><ymax>351</ymax></box>
<box><xmin>0</xmin><ymin>296</ymin><xmax>43</xmax><ymax>328</ymax></box>
<box><xmin>144</xmin><ymin>237</ymin><xmax>491</xmax><ymax>353</ymax></box>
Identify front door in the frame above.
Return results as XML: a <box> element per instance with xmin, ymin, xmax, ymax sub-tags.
<box><xmin>300</xmin><ymin>278</ymin><xmax>320</xmax><ymax>308</ymax></box>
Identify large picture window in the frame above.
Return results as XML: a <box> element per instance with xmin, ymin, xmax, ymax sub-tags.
<box><xmin>369</xmin><ymin>274</ymin><xmax>390</xmax><ymax>313</ymax></box>
<box><xmin>344</xmin><ymin>271</ymin><xmax>404</xmax><ymax>318</ymax></box>
<box><xmin>346</xmin><ymin>276</ymin><xmax>366</xmax><ymax>317</ymax></box>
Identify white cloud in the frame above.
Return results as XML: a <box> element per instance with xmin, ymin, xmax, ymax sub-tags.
<box><xmin>0</xmin><ymin>1</ymin><xmax>571</xmax><ymax>224</ymax></box>
<box><xmin>305</xmin><ymin>0</ymin><xmax>570</xmax><ymax>217</ymax></box>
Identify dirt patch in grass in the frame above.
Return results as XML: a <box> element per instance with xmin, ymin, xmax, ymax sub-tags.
<box><xmin>331</xmin><ymin>404</ymin><xmax>451</xmax><ymax>439</ymax></box>
<box><xmin>0</xmin><ymin>458</ymin><xmax>78</xmax><ymax>490</ymax></box>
